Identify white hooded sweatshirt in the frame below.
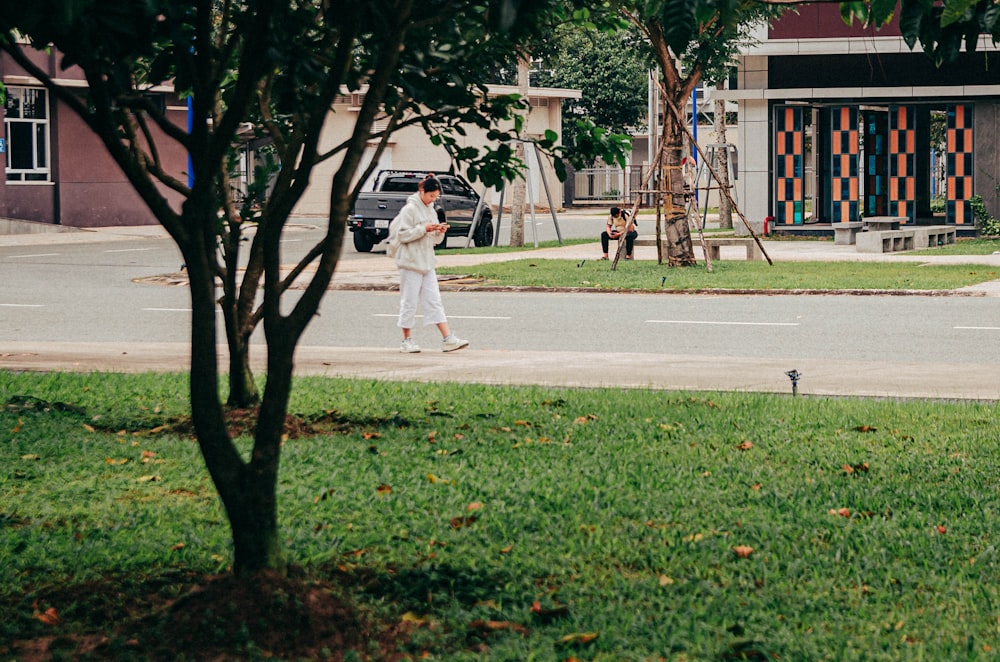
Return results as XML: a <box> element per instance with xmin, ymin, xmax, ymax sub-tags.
<box><xmin>388</xmin><ymin>192</ymin><xmax>444</xmax><ymax>274</ymax></box>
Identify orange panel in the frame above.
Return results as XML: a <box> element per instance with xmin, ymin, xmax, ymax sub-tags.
<box><xmin>793</xmin><ymin>179</ymin><xmax>802</xmax><ymax>196</ymax></box>
<box><xmin>890</xmin><ymin>132</ymin><xmax>899</xmax><ymax>153</ymax></box>
<box><xmin>850</xmin><ymin>179</ymin><xmax>858</xmax><ymax>198</ymax></box>
<box><xmin>906</xmin><ymin>131</ymin><xmax>914</xmax><ymax>153</ymax></box>
<box><xmin>890</xmin><ymin>180</ymin><xmax>899</xmax><ymax>198</ymax></box>
<box><xmin>906</xmin><ymin>180</ymin><xmax>914</xmax><ymax>198</ymax></box>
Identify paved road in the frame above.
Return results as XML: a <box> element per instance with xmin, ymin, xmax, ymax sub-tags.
<box><xmin>2</xmin><ymin>217</ymin><xmax>1000</xmax><ymax>400</ymax></box>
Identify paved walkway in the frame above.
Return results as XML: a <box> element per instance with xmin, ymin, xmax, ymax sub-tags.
<box><xmin>3</xmin><ymin>218</ymin><xmax>1000</xmax><ymax>400</ymax></box>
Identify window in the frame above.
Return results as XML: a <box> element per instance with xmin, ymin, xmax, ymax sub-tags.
<box><xmin>5</xmin><ymin>87</ymin><xmax>50</xmax><ymax>182</ymax></box>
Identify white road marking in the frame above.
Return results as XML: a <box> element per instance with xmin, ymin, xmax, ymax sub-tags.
<box><xmin>955</xmin><ymin>326</ymin><xmax>1000</xmax><ymax>330</ymax></box>
<box><xmin>645</xmin><ymin>319</ymin><xmax>799</xmax><ymax>327</ymax></box>
<box><xmin>373</xmin><ymin>313</ymin><xmax>511</xmax><ymax>320</ymax></box>
<box><xmin>143</xmin><ymin>308</ymin><xmax>222</xmax><ymax>313</ymax></box>
<box><xmin>105</xmin><ymin>247</ymin><xmax>156</xmax><ymax>253</ymax></box>
<box><xmin>0</xmin><ymin>303</ymin><xmax>44</xmax><ymax>307</ymax></box>
<box><xmin>7</xmin><ymin>253</ymin><xmax>60</xmax><ymax>259</ymax></box>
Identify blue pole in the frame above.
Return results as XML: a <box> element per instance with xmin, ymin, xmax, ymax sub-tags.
<box><xmin>187</xmin><ymin>96</ymin><xmax>194</xmax><ymax>188</ymax></box>
<box><xmin>691</xmin><ymin>88</ymin><xmax>698</xmax><ymax>163</ymax></box>
<box><xmin>691</xmin><ymin>88</ymin><xmax>698</xmax><ymax>204</ymax></box>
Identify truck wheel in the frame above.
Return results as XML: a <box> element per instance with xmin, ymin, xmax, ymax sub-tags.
<box><xmin>474</xmin><ymin>215</ymin><xmax>494</xmax><ymax>247</ymax></box>
<box><xmin>353</xmin><ymin>231</ymin><xmax>375</xmax><ymax>253</ymax></box>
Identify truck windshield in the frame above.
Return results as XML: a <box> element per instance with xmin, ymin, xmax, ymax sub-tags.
<box><xmin>381</xmin><ymin>177</ymin><xmax>420</xmax><ymax>193</ymax></box>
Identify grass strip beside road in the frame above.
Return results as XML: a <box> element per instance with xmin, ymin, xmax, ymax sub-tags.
<box><xmin>438</xmin><ymin>258</ymin><xmax>1000</xmax><ymax>292</ymax></box>
<box><xmin>3</xmin><ymin>371</ymin><xmax>1000</xmax><ymax>659</ymax></box>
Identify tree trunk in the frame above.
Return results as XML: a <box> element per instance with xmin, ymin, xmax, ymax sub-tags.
<box><xmin>221</xmin><ymin>224</ymin><xmax>262</xmax><ymax>409</ymax></box>
<box><xmin>226</xmin><ymin>334</ymin><xmax>260</xmax><ymax>409</ymax></box>
<box><xmin>225</xmin><ymin>464</ymin><xmax>283</xmax><ymax>574</ymax></box>
<box><xmin>662</xmin><ymin>98</ymin><xmax>697</xmax><ymax>266</ymax></box>
<box><xmin>508</xmin><ymin>55</ymin><xmax>531</xmax><ymax>247</ymax></box>
<box><xmin>714</xmin><ymin>98</ymin><xmax>733</xmax><ymax>230</ymax></box>
<box><xmin>183</xmin><ymin>208</ymin><xmax>284</xmax><ymax>576</ymax></box>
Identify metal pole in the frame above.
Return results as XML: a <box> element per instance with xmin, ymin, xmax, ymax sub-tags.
<box><xmin>534</xmin><ymin>143</ymin><xmax>563</xmax><ymax>244</ymax></box>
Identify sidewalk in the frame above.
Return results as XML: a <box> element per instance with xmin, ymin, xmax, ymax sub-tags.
<box><xmin>3</xmin><ymin>219</ymin><xmax>1000</xmax><ymax>400</ymax></box>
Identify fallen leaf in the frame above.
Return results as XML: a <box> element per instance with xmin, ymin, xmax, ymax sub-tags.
<box><xmin>829</xmin><ymin>508</ymin><xmax>851</xmax><ymax>518</ymax></box>
<box><xmin>171</xmin><ymin>542</ymin><xmax>185</xmax><ymax>551</ymax></box>
<box><xmin>499</xmin><ymin>545</ymin><xmax>514</xmax><ymax>554</ymax></box>
<box><xmin>468</xmin><ymin>619</ymin><xmax>528</xmax><ymax>636</ymax></box>
<box><xmin>362</xmin><ymin>431</ymin><xmax>381</xmax><ymax>440</ymax></box>
<box><xmin>751</xmin><ymin>483</ymin><xmax>763</xmax><ymax>491</ymax></box>
<box><xmin>83</xmin><ymin>424</ymin><xmax>96</xmax><ymax>433</ymax></box>
<box><xmin>401</xmin><ymin>612</ymin><xmax>431</xmax><ymax>625</ymax></box>
<box><xmin>450</xmin><ymin>515</ymin><xmax>478</xmax><ymax>529</ymax></box>
<box><xmin>105</xmin><ymin>458</ymin><xmax>129</xmax><ymax>465</ymax></box>
<box><xmin>466</xmin><ymin>502</ymin><xmax>483</xmax><ymax>511</ymax></box>
<box><xmin>854</xmin><ymin>425</ymin><xmax>877</xmax><ymax>433</ymax></box>
<box><xmin>136</xmin><ymin>475</ymin><xmax>159</xmax><ymax>483</ymax></box>
<box><xmin>514</xmin><ymin>420</ymin><xmax>532</xmax><ymax>427</ymax></box>
<box><xmin>376</xmin><ymin>483</ymin><xmax>392</xmax><ymax>494</ymax></box>
<box><xmin>733</xmin><ymin>545</ymin><xmax>754</xmax><ymax>558</ymax></box>
<box><xmin>658</xmin><ymin>575</ymin><xmax>674</xmax><ymax>586</ymax></box>
<box><xmin>937</xmin><ymin>525</ymin><xmax>947</xmax><ymax>534</ymax></box>
<box><xmin>843</xmin><ymin>462</ymin><xmax>870</xmax><ymax>475</ymax></box>
<box><xmin>558</xmin><ymin>632</ymin><xmax>599</xmax><ymax>646</ymax></box>
<box><xmin>314</xmin><ymin>488</ymin><xmax>335</xmax><ymax>502</ymax></box>
<box><xmin>737</xmin><ymin>441</ymin><xmax>753</xmax><ymax>451</ymax></box>
<box><xmin>11</xmin><ymin>417</ymin><xmax>23</xmax><ymax>433</ymax></box>
<box><xmin>531</xmin><ymin>601</ymin><xmax>570</xmax><ymax>621</ymax></box>
<box><xmin>20</xmin><ymin>453</ymin><xmax>39</xmax><ymax>461</ymax></box>
<box><xmin>33</xmin><ymin>607</ymin><xmax>61</xmax><ymax>626</ymax></box>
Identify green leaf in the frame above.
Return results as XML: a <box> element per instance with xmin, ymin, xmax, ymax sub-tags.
<box><xmin>840</xmin><ymin>1</ymin><xmax>868</xmax><ymax>26</ymax></box>
<box><xmin>940</xmin><ymin>0</ymin><xmax>979</xmax><ymax>27</ymax></box>
<box><xmin>898</xmin><ymin>0</ymin><xmax>926</xmax><ymax>49</ymax></box>
<box><xmin>868</xmin><ymin>0</ymin><xmax>899</xmax><ymax>26</ymax></box>
<box><xmin>659</xmin><ymin>0</ymin><xmax>698</xmax><ymax>55</ymax></box>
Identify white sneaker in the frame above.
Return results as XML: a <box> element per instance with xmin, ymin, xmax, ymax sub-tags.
<box><xmin>441</xmin><ymin>335</ymin><xmax>469</xmax><ymax>352</ymax></box>
<box><xmin>400</xmin><ymin>338</ymin><xmax>421</xmax><ymax>353</ymax></box>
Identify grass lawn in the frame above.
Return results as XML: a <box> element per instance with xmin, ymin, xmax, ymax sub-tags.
<box><xmin>911</xmin><ymin>237</ymin><xmax>1000</xmax><ymax>256</ymax></box>
<box><xmin>439</xmin><ymin>258</ymin><xmax>1000</xmax><ymax>292</ymax></box>
<box><xmin>3</xmin><ymin>371</ymin><xmax>1000</xmax><ymax>659</ymax></box>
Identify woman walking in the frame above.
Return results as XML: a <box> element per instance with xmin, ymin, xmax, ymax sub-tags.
<box><xmin>387</xmin><ymin>174</ymin><xmax>469</xmax><ymax>353</ymax></box>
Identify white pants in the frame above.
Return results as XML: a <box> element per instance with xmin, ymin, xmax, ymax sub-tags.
<box><xmin>397</xmin><ymin>268</ymin><xmax>447</xmax><ymax>329</ymax></box>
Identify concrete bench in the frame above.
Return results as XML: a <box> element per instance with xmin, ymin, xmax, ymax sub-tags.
<box><xmin>913</xmin><ymin>225</ymin><xmax>957</xmax><ymax>249</ymax></box>
<box><xmin>702</xmin><ymin>237</ymin><xmax>762</xmax><ymax>261</ymax></box>
<box><xmin>856</xmin><ymin>228</ymin><xmax>916</xmax><ymax>253</ymax></box>
<box><xmin>634</xmin><ymin>236</ymin><xmax>763</xmax><ymax>261</ymax></box>
<box><xmin>863</xmin><ymin>216</ymin><xmax>907</xmax><ymax>232</ymax></box>
<box><xmin>833</xmin><ymin>222</ymin><xmax>864</xmax><ymax>245</ymax></box>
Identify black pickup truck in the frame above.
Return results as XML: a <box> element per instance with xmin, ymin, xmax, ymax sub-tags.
<box><xmin>347</xmin><ymin>170</ymin><xmax>494</xmax><ymax>252</ymax></box>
